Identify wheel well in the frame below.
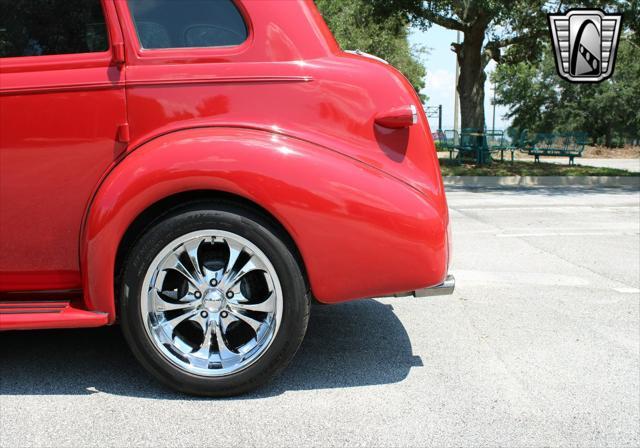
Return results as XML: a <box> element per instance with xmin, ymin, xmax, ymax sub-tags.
<box><xmin>114</xmin><ymin>190</ymin><xmax>309</xmax><ymax>302</ymax></box>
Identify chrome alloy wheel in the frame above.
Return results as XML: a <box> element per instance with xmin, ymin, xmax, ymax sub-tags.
<box><xmin>140</xmin><ymin>230</ymin><xmax>283</xmax><ymax>376</ymax></box>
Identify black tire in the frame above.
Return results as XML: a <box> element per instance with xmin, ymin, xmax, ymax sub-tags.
<box><xmin>118</xmin><ymin>201</ymin><xmax>310</xmax><ymax>397</ymax></box>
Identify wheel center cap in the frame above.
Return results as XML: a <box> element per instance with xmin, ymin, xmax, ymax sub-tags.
<box><xmin>203</xmin><ymin>289</ymin><xmax>224</xmax><ymax>312</ymax></box>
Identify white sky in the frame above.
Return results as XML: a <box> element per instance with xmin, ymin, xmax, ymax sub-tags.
<box><xmin>409</xmin><ymin>25</ymin><xmax>512</xmax><ymax>132</ymax></box>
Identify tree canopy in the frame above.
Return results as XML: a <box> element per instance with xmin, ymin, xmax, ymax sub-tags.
<box><xmin>316</xmin><ymin>0</ymin><xmax>638</xmax><ymax>151</ymax></box>
<box><xmin>370</xmin><ymin>0</ymin><xmax>635</xmax><ymax>134</ymax></box>
<box><xmin>369</xmin><ymin>0</ymin><xmax>558</xmax><ymax>131</ymax></box>
<box><xmin>494</xmin><ymin>36</ymin><xmax>640</xmax><ymax>147</ymax></box>
<box><xmin>314</xmin><ymin>0</ymin><xmax>427</xmax><ymax>101</ymax></box>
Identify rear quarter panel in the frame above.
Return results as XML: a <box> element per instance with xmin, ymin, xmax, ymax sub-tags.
<box><xmin>83</xmin><ymin>128</ymin><xmax>448</xmax><ymax>321</ymax></box>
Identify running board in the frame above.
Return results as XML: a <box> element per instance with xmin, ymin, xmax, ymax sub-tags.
<box><xmin>0</xmin><ymin>301</ymin><xmax>108</xmax><ymax>331</ymax></box>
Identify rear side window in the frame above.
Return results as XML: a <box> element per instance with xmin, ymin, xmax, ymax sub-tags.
<box><xmin>128</xmin><ymin>0</ymin><xmax>248</xmax><ymax>50</ymax></box>
<box><xmin>0</xmin><ymin>0</ymin><xmax>108</xmax><ymax>58</ymax></box>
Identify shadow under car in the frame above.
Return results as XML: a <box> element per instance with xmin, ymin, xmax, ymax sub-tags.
<box><xmin>0</xmin><ymin>299</ymin><xmax>422</xmax><ymax>399</ymax></box>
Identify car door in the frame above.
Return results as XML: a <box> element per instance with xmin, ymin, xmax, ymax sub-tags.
<box><xmin>0</xmin><ymin>0</ymin><xmax>127</xmax><ymax>293</ymax></box>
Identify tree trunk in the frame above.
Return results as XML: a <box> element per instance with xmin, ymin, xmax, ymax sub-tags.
<box><xmin>456</xmin><ymin>25</ymin><xmax>491</xmax><ymax>164</ymax></box>
<box><xmin>605</xmin><ymin>128</ymin><xmax>613</xmax><ymax>148</ymax></box>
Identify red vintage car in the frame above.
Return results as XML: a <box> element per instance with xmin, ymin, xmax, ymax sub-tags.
<box><xmin>0</xmin><ymin>0</ymin><xmax>453</xmax><ymax>396</ymax></box>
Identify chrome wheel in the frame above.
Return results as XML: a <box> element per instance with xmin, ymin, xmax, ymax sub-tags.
<box><xmin>140</xmin><ymin>230</ymin><xmax>283</xmax><ymax>376</ymax></box>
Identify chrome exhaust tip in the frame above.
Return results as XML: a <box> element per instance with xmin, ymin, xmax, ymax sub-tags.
<box><xmin>389</xmin><ymin>275</ymin><xmax>455</xmax><ymax>298</ymax></box>
<box><xmin>413</xmin><ymin>275</ymin><xmax>455</xmax><ymax>297</ymax></box>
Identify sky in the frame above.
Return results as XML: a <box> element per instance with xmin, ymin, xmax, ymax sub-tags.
<box><xmin>409</xmin><ymin>25</ymin><xmax>511</xmax><ymax>132</ymax></box>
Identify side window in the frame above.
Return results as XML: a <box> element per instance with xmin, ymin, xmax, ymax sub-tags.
<box><xmin>0</xmin><ymin>0</ymin><xmax>108</xmax><ymax>58</ymax></box>
<box><xmin>128</xmin><ymin>0</ymin><xmax>248</xmax><ymax>50</ymax></box>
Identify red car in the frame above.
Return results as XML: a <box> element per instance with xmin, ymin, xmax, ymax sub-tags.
<box><xmin>0</xmin><ymin>0</ymin><xmax>453</xmax><ymax>396</ymax></box>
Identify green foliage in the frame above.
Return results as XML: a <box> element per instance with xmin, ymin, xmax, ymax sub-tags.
<box><xmin>314</xmin><ymin>0</ymin><xmax>427</xmax><ymax>101</ymax></box>
<box><xmin>620</xmin><ymin>0</ymin><xmax>639</xmax><ymax>46</ymax></box>
<box><xmin>368</xmin><ymin>0</ymin><xmax>556</xmax><ymax>134</ymax></box>
<box><xmin>372</xmin><ymin>0</ymin><xmax>551</xmax><ymax>63</ymax></box>
<box><xmin>439</xmin><ymin>159</ymin><xmax>639</xmax><ymax>176</ymax></box>
<box><xmin>0</xmin><ymin>0</ymin><xmax>107</xmax><ymax>57</ymax></box>
<box><xmin>315</xmin><ymin>0</ymin><xmax>638</xmax><ymax>144</ymax></box>
<box><xmin>369</xmin><ymin>1</ymin><xmax>636</xmax><ymax>133</ymax></box>
<box><xmin>494</xmin><ymin>37</ymin><xmax>640</xmax><ymax>147</ymax></box>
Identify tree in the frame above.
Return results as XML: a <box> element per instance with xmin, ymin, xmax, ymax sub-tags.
<box><xmin>316</xmin><ymin>0</ymin><xmax>636</xmax><ymax>149</ymax></box>
<box><xmin>621</xmin><ymin>0</ymin><xmax>639</xmax><ymax>46</ymax></box>
<box><xmin>494</xmin><ymin>37</ymin><xmax>640</xmax><ymax>147</ymax></box>
<box><xmin>314</xmin><ymin>0</ymin><xmax>427</xmax><ymax>101</ymax></box>
<box><xmin>369</xmin><ymin>0</ymin><xmax>557</xmax><ymax>132</ymax></box>
<box><xmin>492</xmin><ymin>46</ymin><xmax>562</xmax><ymax>137</ymax></box>
<box><xmin>370</xmin><ymin>1</ymin><xmax>636</xmax><ymax>131</ymax></box>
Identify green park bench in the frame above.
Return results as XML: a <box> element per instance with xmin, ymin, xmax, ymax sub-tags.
<box><xmin>457</xmin><ymin>129</ymin><xmax>485</xmax><ymax>163</ymax></box>
<box><xmin>437</xmin><ymin>129</ymin><xmax>486</xmax><ymax>164</ymax></box>
<box><xmin>437</xmin><ymin>130</ymin><xmax>459</xmax><ymax>160</ymax></box>
<box><xmin>438</xmin><ymin>129</ymin><xmax>517</xmax><ymax>164</ymax></box>
<box><xmin>484</xmin><ymin>130</ymin><xmax>519</xmax><ymax>162</ymax></box>
<box><xmin>519</xmin><ymin>131</ymin><xmax>588</xmax><ymax>165</ymax></box>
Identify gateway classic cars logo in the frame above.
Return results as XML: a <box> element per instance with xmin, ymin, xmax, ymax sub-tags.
<box><xmin>548</xmin><ymin>9</ymin><xmax>622</xmax><ymax>83</ymax></box>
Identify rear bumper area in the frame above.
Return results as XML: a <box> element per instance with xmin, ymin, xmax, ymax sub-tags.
<box><xmin>389</xmin><ymin>275</ymin><xmax>455</xmax><ymax>298</ymax></box>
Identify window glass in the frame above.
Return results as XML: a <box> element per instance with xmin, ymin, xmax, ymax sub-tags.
<box><xmin>127</xmin><ymin>0</ymin><xmax>247</xmax><ymax>50</ymax></box>
<box><xmin>0</xmin><ymin>0</ymin><xmax>108</xmax><ymax>58</ymax></box>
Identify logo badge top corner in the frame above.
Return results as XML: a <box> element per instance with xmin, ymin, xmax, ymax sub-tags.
<box><xmin>548</xmin><ymin>9</ymin><xmax>622</xmax><ymax>83</ymax></box>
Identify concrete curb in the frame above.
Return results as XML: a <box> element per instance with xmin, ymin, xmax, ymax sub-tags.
<box><xmin>443</xmin><ymin>176</ymin><xmax>640</xmax><ymax>188</ymax></box>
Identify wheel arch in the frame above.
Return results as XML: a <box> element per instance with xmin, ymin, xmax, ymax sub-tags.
<box><xmin>113</xmin><ymin>189</ymin><xmax>310</xmax><ymax>308</ymax></box>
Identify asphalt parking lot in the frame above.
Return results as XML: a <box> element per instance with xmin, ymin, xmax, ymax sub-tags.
<box><xmin>1</xmin><ymin>185</ymin><xmax>639</xmax><ymax>447</ymax></box>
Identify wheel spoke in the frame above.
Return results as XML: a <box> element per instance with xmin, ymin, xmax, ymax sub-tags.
<box><xmin>192</xmin><ymin>319</ymin><xmax>214</xmax><ymax>363</ymax></box>
<box><xmin>159</xmin><ymin>309</ymin><xmax>199</xmax><ymax>333</ymax></box>
<box><xmin>202</xmin><ymin>265</ymin><xmax>223</xmax><ymax>286</ymax></box>
<box><xmin>152</xmin><ymin>289</ymin><xmax>199</xmax><ymax>312</ymax></box>
<box><xmin>160</xmin><ymin>289</ymin><xmax>181</xmax><ymax>301</ymax></box>
<box><xmin>182</xmin><ymin>239</ymin><xmax>204</xmax><ymax>284</ymax></box>
<box><xmin>163</xmin><ymin>253</ymin><xmax>201</xmax><ymax>289</ymax></box>
<box><xmin>214</xmin><ymin>320</ymin><xmax>241</xmax><ymax>368</ymax></box>
<box><xmin>219</xmin><ymin>312</ymin><xmax>233</xmax><ymax>334</ymax></box>
<box><xmin>168</xmin><ymin>309</ymin><xmax>199</xmax><ymax>327</ymax></box>
<box><xmin>221</xmin><ymin>257</ymin><xmax>266</xmax><ymax>291</ymax></box>
<box><xmin>223</xmin><ymin>239</ymin><xmax>244</xmax><ymax>279</ymax></box>
<box><xmin>235</xmin><ymin>258</ymin><xmax>265</xmax><ymax>284</ymax></box>
<box><xmin>217</xmin><ymin>239</ymin><xmax>245</xmax><ymax>291</ymax></box>
<box><xmin>229</xmin><ymin>309</ymin><xmax>263</xmax><ymax>334</ymax></box>
<box><xmin>228</xmin><ymin>291</ymin><xmax>276</xmax><ymax>313</ymax></box>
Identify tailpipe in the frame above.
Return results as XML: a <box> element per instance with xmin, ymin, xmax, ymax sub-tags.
<box><xmin>389</xmin><ymin>275</ymin><xmax>455</xmax><ymax>298</ymax></box>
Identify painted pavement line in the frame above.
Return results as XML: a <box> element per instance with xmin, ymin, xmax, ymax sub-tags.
<box><xmin>613</xmin><ymin>287</ymin><xmax>640</xmax><ymax>294</ymax></box>
<box><xmin>496</xmin><ymin>231</ymin><xmax>640</xmax><ymax>238</ymax></box>
<box><xmin>454</xmin><ymin>205</ymin><xmax>639</xmax><ymax>212</ymax></box>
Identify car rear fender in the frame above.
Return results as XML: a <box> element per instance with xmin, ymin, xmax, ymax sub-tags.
<box><xmin>82</xmin><ymin>127</ymin><xmax>448</xmax><ymax>322</ymax></box>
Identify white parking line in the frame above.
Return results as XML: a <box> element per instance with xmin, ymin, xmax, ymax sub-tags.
<box><xmin>452</xmin><ymin>270</ymin><xmax>640</xmax><ymax>295</ymax></box>
<box><xmin>452</xmin><ymin>269</ymin><xmax>590</xmax><ymax>287</ymax></box>
<box><xmin>614</xmin><ymin>287</ymin><xmax>640</xmax><ymax>294</ymax></box>
<box><xmin>455</xmin><ymin>206</ymin><xmax>639</xmax><ymax>212</ymax></box>
<box><xmin>496</xmin><ymin>231</ymin><xmax>639</xmax><ymax>238</ymax></box>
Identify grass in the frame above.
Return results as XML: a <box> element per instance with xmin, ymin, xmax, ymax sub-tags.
<box><xmin>439</xmin><ymin>159</ymin><xmax>639</xmax><ymax>177</ymax></box>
